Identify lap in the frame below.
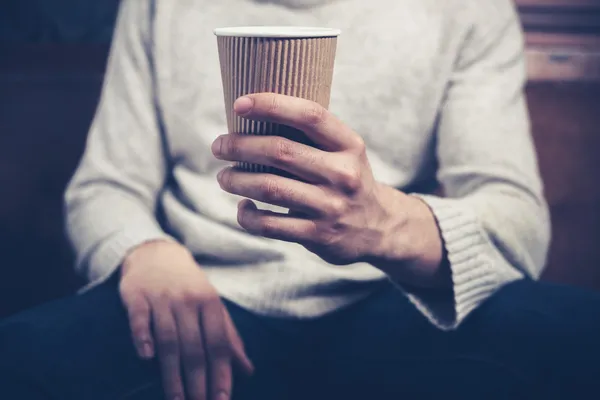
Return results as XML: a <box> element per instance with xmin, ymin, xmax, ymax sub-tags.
<box><xmin>0</xmin><ymin>276</ymin><xmax>151</xmax><ymax>399</ymax></box>
<box><xmin>0</xmin><ymin>276</ymin><xmax>311</xmax><ymax>400</ymax></box>
<box><xmin>321</xmin><ymin>279</ymin><xmax>600</xmax><ymax>399</ymax></box>
<box><xmin>2</xmin><ymin>276</ymin><xmax>600</xmax><ymax>400</ymax></box>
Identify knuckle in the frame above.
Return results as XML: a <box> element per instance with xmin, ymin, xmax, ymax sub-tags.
<box><xmin>351</xmin><ymin>135</ymin><xmax>366</xmax><ymax>153</ymax></box>
<box><xmin>180</xmin><ymin>287</ymin><xmax>219</xmax><ymax>307</ymax></box>
<box><xmin>271</xmin><ymin>138</ymin><xmax>297</xmax><ymax>164</ymax></box>
<box><xmin>334</xmin><ymin>164</ymin><xmax>362</xmax><ymax>193</ymax></box>
<box><xmin>201</xmin><ymin>295</ymin><xmax>223</xmax><ymax>314</ymax></box>
<box><xmin>154</xmin><ymin>288</ymin><xmax>175</xmax><ymax>304</ymax></box>
<box><xmin>316</xmin><ymin>227</ymin><xmax>339</xmax><ymax>247</ymax></box>
<box><xmin>179</xmin><ymin>289</ymin><xmax>203</xmax><ymax>307</ymax></box>
<box><xmin>302</xmin><ymin>104</ymin><xmax>327</xmax><ymax>126</ymax></box>
<box><xmin>257</xmin><ymin>217</ymin><xmax>279</xmax><ymax>237</ymax></box>
<box><xmin>223</xmin><ymin>134</ymin><xmax>241</xmax><ymax>157</ymax></box>
<box><xmin>267</xmin><ymin>94</ymin><xmax>281</xmax><ymax>114</ymax></box>
<box><xmin>303</xmin><ymin>221</ymin><xmax>320</xmax><ymax>245</ymax></box>
<box><xmin>120</xmin><ymin>289</ymin><xmax>148</xmax><ymax>313</ymax></box>
<box><xmin>260</xmin><ymin>177</ymin><xmax>282</xmax><ymax>202</ymax></box>
<box><xmin>328</xmin><ymin>197</ymin><xmax>348</xmax><ymax>216</ymax></box>
<box><xmin>207</xmin><ymin>294</ymin><xmax>222</xmax><ymax>306</ymax></box>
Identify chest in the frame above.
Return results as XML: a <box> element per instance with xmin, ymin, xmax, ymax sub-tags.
<box><xmin>155</xmin><ymin>0</ymin><xmax>453</xmax><ymax>182</ymax></box>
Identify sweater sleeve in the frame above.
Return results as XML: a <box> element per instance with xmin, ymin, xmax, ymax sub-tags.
<box><xmin>405</xmin><ymin>1</ymin><xmax>551</xmax><ymax>329</ymax></box>
<box><xmin>64</xmin><ymin>0</ymin><xmax>173</xmax><ymax>287</ymax></box>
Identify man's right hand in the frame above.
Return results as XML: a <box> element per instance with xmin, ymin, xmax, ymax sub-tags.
<box><xmin>119</xmin><ymin>240</ymin><xmax>254</xmax><ymax>400</ymax></box>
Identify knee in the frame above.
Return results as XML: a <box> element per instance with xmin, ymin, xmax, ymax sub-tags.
<box><xmin>476</xmin><ymin>280</ymin><xmax>600</xmax><ymax>330</ymax></box>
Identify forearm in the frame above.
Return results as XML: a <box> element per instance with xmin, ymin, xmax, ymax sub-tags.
<box><xmin>66</xmin><ymin>184</ymin><xmax>172</xmax><ymax>283</ymax></box>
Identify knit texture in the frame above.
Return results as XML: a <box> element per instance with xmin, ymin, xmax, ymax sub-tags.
<box><xmin>65</xmin><ymin>0</ymin><xmax>550</xmax><ymax>329</ymax></box>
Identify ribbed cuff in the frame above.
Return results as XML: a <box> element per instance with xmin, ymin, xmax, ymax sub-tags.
<box><xmin>79</xmin><ymin>227</ymin><xmax>175</xmax><ymax>293</ymax></box>
<box><xmin>401</xmin><ymin>194</ymin><xmax>523</xmax><ymax>330</ymax></box>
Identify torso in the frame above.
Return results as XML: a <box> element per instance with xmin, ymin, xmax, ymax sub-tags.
<box><xmin>147</xmin><ymin>0</ymin><xmax>470</xmax><ymax>316</ymax></box>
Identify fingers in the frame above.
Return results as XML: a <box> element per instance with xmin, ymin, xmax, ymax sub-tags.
<box><xmin>201</xmin><ymin>300</ymin><xmax>234</xmax><ymax>400</ymax></box>
<box><xmin>211</xmin><ymin>134</ymin><xmax>329</xmax><ymax>183</ymax></box>
<box><xmin>237</xmin><ymin>199</ymin><xmax>318</xmax><ymax>243</ymax></box>
<box><xmin>233</xmin><ymin>94</ymin><xmax>364</xmax><ymax>152</ymax></box>
<box><xmin>222</xmin><ymin>308</ymin><xmax>254</xmax><ymax>376</ymax></box>
<box><xmin>152</xmin><ymin>302</ymin><xmax>185</xmax><ymax>400</ymax></box>
<box><xmin>174</xmin><ymin>303</ymin><xmax>207</xmax><ymax>400</ymax></box>
<box><xmin>121</xmin><ymin>288</ymin><xmax>155</xmax><ymax>359</ymax></box>
<box><xmin>217</xmin><ymin>167</ymin><xmax>337</xmax><ymax>216</ymax></box>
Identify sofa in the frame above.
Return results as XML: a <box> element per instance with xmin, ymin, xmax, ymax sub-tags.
<box><xmin>0</xmin><ymin>44</ymin><xmax>109</xmax><ymax>317</ymax></box>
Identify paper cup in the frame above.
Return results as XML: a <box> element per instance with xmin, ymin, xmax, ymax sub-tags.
<box><xmin>215</xmin><ymin>26</ymin><xmax>340</xmax><ymax>174</ymax></box>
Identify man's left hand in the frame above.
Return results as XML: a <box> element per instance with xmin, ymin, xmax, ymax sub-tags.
<box><xmin>211</xmin><ymin>94</ymin><xmax>444</xmax><ymax>285</ymax></box>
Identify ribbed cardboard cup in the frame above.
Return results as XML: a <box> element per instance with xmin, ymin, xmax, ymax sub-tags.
<box><xmin>215</xmin><ymin>26</ymin><xmax>340</xmax><ymax>174</ymax></box>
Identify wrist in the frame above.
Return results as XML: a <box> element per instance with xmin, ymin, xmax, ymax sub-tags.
<box><xmin>122</xmin><ymin>239</ymin><xmax>190</xmax><ymax>275</ymax></box>
<box><xmin>369</xmin><ymin>185</ymin><xmax>446</xmax><ymax>288</ymax></box>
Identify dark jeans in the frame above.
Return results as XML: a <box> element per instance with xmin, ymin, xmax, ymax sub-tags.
<box><xmin>1</xmin><ymin>277</ymin><xmax>600</xmax><ymax>400</ymax></box>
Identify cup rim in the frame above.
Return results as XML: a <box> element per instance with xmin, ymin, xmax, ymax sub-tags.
<box><xmin>214</xmin><ymin>26</ymin><xmax>341</xmax><ymax>38</ymax></box>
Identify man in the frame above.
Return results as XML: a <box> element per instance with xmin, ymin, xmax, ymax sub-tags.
<box><xmin>1</xmin><ymin>0</ymin><xmax>599</xmax><ymax>399</ymax></box>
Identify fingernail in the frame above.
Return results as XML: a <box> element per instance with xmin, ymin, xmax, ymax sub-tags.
<box><xmin>216</xmin><ymin>392</ymin><xmax>230</xmax><ymax>400</ymax></box>
<box><xmin>142</xmin><ymin>342</ymin><xmax>154</xmax><ymax>358</ymax></box>
<box><xmin>217</xmin><ymin>169</ymin><xmax>225</xmax><ymax>181</ymax></box>
<box><xmin>138</xmin><ymin>340</ymin><xmax>154</xmax><ymax>359</ymax></box>
<box><xmin>212</xmin><ymin>136</ymin><xmax>223</xmax><ymax>156</ymax></box>
<box><xmin>234</xmin><ymin>96</ymin><xmax>253</xmax><ymax>115</ymax></box>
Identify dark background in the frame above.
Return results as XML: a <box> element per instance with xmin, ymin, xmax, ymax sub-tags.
<box><xmin>1</xmin><ymin>0</ymin><xmax>599</xmax><ymax>318</ymax></box>
<box><xmin>0</xmin><ymin>0</ymin><xmax>120</xmax><ymax>316</ymax></box>
<box><xmin>0</xmin><ymin>0</ymin><xmax>119</xmax><ymax>43</ymax></box>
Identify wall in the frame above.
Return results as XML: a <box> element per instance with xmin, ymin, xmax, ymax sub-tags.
<box><xmin>0</xmin><ymin>0</ymin><xmax>119</xmax><ymax>43</ymax></box>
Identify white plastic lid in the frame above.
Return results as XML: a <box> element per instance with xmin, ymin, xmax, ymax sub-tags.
<box><xmin>214</xmin><ymin>26</ymin><xmax>341</xmax><ymax>38</ymax></box>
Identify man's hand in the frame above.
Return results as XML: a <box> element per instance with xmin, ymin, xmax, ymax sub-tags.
<box><xmin>211</xmin><ymin>93</ymin><xmax>446</xmax><ymax>287</ymax></box>
<box><xmin>119</xmin><ymin>240</ymin><xmax>254</xmax><ymax>400</ymax></box>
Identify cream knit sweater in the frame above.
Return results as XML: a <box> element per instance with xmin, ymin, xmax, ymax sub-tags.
<box><xmin>65</xmin><ymin>0</ymin><xmax>550</xmax><ymax>329</ymax></box>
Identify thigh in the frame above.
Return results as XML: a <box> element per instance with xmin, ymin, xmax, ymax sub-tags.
<box><xmin>320</xmin><ymin>280</ymin><xmax>600</xmax><ymax>400</ymax></box>
<box><xmin>0</xmin><ymin>276</ymin><xmax>305</xmax><ymax>400</ymax></box>
<box><xmin>318</xmin><ymin>284</ymin><xmax>471</xmax><ymax>399</ymax></box>
<box><xmin>226</xmin><ymin>300</ymin><xmax>319</xmax><ymax>400</ymax></box>
<box><xmin>0</xmin><ymin>275</ymin><xmax>155</xmax><ymax>400</ymax></box>
<box><xmin>456</xmin><ymin>279</ymin><xmax>600</xmax><ymax>397</ymax></box>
